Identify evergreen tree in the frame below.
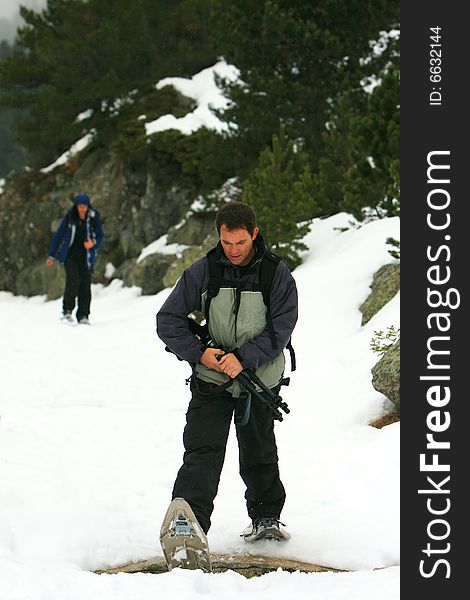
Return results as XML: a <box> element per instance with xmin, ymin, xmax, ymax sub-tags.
<box><xmin>0</xmin><ymin>40</ymin><xmax>28</xmax><ymax>176</ymax></box>
<box><xmin>0</xmin><ymin>40</ymin><xmax>13</xmax><ymax>62</ymax></box>
<box><xmin>312</xmin><ymin>31</ymin><xmax>400</xmax><ymax>220</ymax></box>
<box><xmin>0</xmin><ymin>0</ymin><xmax>216</xmax><ymax>167</ymax></box>
<box><xmin>210</xmin><ymin>0</ymin><xmax>400</xmax><ymax>175</ymax></box>
<box><xmin>0</xmin><ymin>0</ymin><xmax>400</xmax><ymax>235</ymax></box>
<box><xmin>243</xmin><ymin>127</ymin><xmax>314</xmax><ymax>268</ymax></box>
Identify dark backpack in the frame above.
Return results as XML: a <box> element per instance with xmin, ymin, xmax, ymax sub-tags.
<box><xmin>204</xmin><ymin>248</ymin><xmax>296</xmax><ymax>371</ymax></box>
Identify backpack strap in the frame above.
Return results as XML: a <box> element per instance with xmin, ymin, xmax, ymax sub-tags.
<box><xmin>259</xmin><ymin>251</ymin><xmax>296</xmax><ymax>371</ymax></box>
<box><xmin>205</xmin><ymin>247</ymin><xmax>296</xmax><ymax>371</ymax></box>
<box><xmin>204</xmin><ymin>248</ymin><xmax>225</xmax><ymax>325</ymax></box>
<box><xmin>286</xmin><ymin>339</ymin><xmax>296</xmax><ymax>372</ymax></box>
<box><xmin>257</xmin><ymin>252</ymin><xmax>280</xmax><ymax>350</ymax></box>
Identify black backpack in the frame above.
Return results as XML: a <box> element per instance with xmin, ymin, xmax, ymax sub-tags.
<box><xmin>204</xmin><ymin>247</ymin><xmax>296</xmax><ymax>371</ymax></box>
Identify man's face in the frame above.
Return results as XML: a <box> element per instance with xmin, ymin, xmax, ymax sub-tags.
<box><xmin>77</xmin><ymin>204</ymin><xmax>88</xmax><ymax>220</ymax></box>
<box><xmin>219</xmin><ymin>224</ymin><xmax>259</xmax><ymax>266</ymax></box>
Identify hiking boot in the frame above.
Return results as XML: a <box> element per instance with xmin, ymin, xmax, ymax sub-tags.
<box><xmin>78</xmin><ymin>316</ymin><xmax>90</xmax><ymax>325</ymax></box>
<box><xmin>242</xmin><ymin>517</ymin><xmax>290</xmax><ymax>543</ymax></box>
<box><xmin>61</xmin><ymin>312</ymin><xmax>74</xmax><ymax>323</ymax></box>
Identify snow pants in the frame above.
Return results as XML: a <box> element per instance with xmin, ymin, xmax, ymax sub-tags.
<box><xmin>63</xmin><ymin>255</ymin><xmax>92</xmax><ymax>320</ymax></box>
<box><xmin>172</xmin><ymin>376</ymin><xmax>286</xmax><ymax>534</ymax></box>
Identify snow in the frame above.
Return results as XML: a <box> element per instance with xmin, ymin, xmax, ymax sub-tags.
<box><xmin>101</xmin><ymin>90</ymin><xmax>138</xmax><ymax>117</ymax></box>
<box><xmin>76</xmin><ymin>109</ymin><xmax>93</xmax><ymax>123</ymax></box>
<box><xmin>360</xmin><ymin>29</ymin><xmax>399</xmax><ymax>93</ymax></box>
<box><xmin>145</xmin><ymin>60</ymin><xmax>239</xmax><ymax>136</ymax></box>
<box><xmin>104</xmin><ymin>263</ymin><xmax>116</xmax><ymax>279</ymax></box>
<box><xmin>137</xmin><ymin>234</ymin><xmax>190</xmax><ymax>263</ymax></box>
<box><xmin>40</xmin><ymin>131</ymin><xmax>96</xmax><ymax>174</ymax></box>
<box><xmin>37</xmin><ymin>60</ymin><xmax>238</xmax><ymax>175</ymax></box>
<box><xmin>0</xmin><ymin>214</ymin><xmax>400</xmax><ymax>598</ymax></box>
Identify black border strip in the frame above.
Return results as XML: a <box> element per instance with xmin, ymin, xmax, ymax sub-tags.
<box><xmin>401</xmin><ymin>3</ymin><xmax>467</xmax><ymax>596</ymax></box>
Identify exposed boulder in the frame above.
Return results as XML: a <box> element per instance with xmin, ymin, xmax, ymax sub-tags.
<box><xmin>16</xmin><ymin>260</ymin><xmax>65</xmax><ymax>300</ymax></box>
<box><xmin>167</xmin><ymin>210</ymin><xmax>216</xmax><ymax>246</ymax></box>
<box><xmin>122</xmin><ymin>253</ymin><xmax>176</xmax><ymax>296</ymax></box>
<box><xmin>360</xmin><ymin>263</ymin><xmax>400</xmax><ymax>325</ymax></box>
<box><xmin>163</xmin><ymin>231</ymin><xmax>218</xmax><ymax>289</ymax></box>
<box><xmin>157</xmin><ymin>210</ymin><xmax>218</xmax><ymax>287</ymax></box>
<box><xmin>371</xmin><ymin>339</ymin><xmax>400</xmax><ymax>410</ymax></box>
<box><xmin>364</xmin><ymin>261</ymin><xmax>401</xmax><ymax>421</ymax></box>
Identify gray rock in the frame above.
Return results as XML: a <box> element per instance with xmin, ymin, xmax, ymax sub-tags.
<box><xmin>16</xmin><ymin>260</ymin><xmax>65</xmax><ymax>300</ymax></box>
<box><xmin>360</xmin><ymin>263</ymin><xmax>400</xmax><ymax>325</ymax></box>
<box><xmin>371</xmin><ymin>339</ymin><xmax>400</xmax><ymax>410</ymax></box>
<box><xmin>163</xmin><ymin>231</ymin><xmax>218</xmax><ymax>289</ymax></box>
<box><xmin>123</xmin><ymin>253</ymin><xmax>176</xmax><ymax>295</ymax></box>
<box><xmin>167</xmin><ymin>211</ymin><xmax>217</xmax><ymax>246</ymax></box>
<box><xmin>111</xmin><ymin>258</ymin><xmax>135</xmax><ymax>283</ymax></box>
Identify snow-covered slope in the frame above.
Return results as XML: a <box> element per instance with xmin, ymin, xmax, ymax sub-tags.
<box><xmin>0</xmin><ymin>213</ymin><xmax>400</xmax><ymax>599</ymax></box>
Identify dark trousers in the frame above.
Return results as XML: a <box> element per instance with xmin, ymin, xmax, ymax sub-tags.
<box><xmin>63</xmin><ymin>255</ymin><xmax>92</xmax><ymax>319</ymax></box>
<box><xmin>172</xmin><ymin>377</ymin><xmax>286</xmax><ymax>534</ymax></box>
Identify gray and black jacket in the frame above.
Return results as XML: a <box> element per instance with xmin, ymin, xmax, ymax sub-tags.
<box><xmin>156</xmin><ymin>234</ymin><xmax>298</xmax><ymax>395</ymax></box>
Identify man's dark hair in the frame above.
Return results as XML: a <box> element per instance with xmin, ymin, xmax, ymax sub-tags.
<box><xmin>215</xmin><ymin>201</ymin><xmax>257</xmax><ymax>235</ymax></box>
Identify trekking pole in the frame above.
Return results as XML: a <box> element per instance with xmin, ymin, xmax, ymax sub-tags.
<box><xmin>235</xmin><ymin>371</ymin><xmax>286</xmax><ymax>422</ymax></box>
<box><xmin>185</xmin><ymin>313</ymin><xmax>290</xmax><ymax>421</ymax></box>
<box><xmin>240</xmin><ymin>369</ymin><xmax>290</xmax><ymax>416</ymax></box>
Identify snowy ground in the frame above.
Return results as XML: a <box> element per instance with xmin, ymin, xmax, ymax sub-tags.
<box><xmin>0</xmin><ymin>213</ymin><xmax>400</xmax><ymax>599</ymax></box>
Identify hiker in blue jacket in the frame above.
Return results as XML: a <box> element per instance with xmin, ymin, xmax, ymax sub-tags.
<box><xmin>157</xmin><ymin>201</ymin><xmax>298</xmax><ymax>542</ymax></box>
<box><xmin>46</xmin><ymin>193</ymin><xmax>104</xmax><ymax>324</ymax></box>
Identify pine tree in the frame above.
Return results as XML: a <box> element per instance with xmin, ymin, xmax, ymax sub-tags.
<box><xmin>210</xmin><ymin>0</ymin><xmax>400</xmax><ymax>175</ymax></box>
<box><xmin>243</xmin><ymin>127</ymin><xmax>315</xmax><ymax>268</ymax></box>
<box><xmin>0</xmin><ymin>41</ymin><xmax>12</xmax><ymax>62</ymax></box>
<box><xmin>0</xmin><ymin>41</ymin><xmax>28</xmax><ymax>176</ymax></box>
<box><xmin>312</xmin><ymin>31</ymin><xmax>400</xmax><ymax>220</ymax></box>
<box><xmin>0</xmin><ymin>0</ymin><xmax>216</xmax><ymax>168</ymax></box>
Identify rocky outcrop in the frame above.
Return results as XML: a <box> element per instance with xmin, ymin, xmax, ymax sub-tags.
<box><xmin>106</xmin><ymin>209</ymin><xmax>219</xmax><ymax>294</ymax></box>
<box><xmin>162</xmin><ymin>211</ymin><xmax>218</xmax><ymax>288</ymax></box>
<box><xmin>16</xmin><ymin>260</ymin><xmax>65</xmax><ymax>300</ymax></box>
<box><xmin>361</xmin><ymin>261</ymin><xmax>401</xmax><ymax>415</ymax></box>
<box><xmin>372</xmin><ymin>339</ymin><xmax>400</xmax><ymax>411</ymax></box>
<box><xmin>360</xmin><ymin>262</ymin><xmax>400</xmax><ymax>325</ymax></box>
<box><xmin>120</xmin><ymin>253</ymin><xmax>176</xmax><ymax>296</ymax></box>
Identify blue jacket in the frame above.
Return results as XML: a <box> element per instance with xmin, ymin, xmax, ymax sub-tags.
<box><xmin>48</xmin><ymin>206</ymin><xmax>104</xmax><ymax>269</ymax></box>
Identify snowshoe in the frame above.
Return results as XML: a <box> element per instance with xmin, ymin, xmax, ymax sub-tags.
<box><xmin>160</xmin><ymin>498</ymin><xmax>212</xmax><ymax>572</ymax></box>
<box><xmin>242</xmin><ymin>518</ymin><xmax>291</xmax><ymax>543</ymax></box>
<box><xmin>61</xmin><ymin>312</ymin><xmax>75</xmax><ymax>324</ymax></box>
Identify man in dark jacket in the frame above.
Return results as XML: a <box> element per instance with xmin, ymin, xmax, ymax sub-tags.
<box><xmin>46</xmin><ymin>193</ymin><xmax>104</xmax><ymax>324</ymax></box>
<box><xmin>157</xmin><ymin>201</ymin><xmax>298</xmax><ymax>542</ymax></box>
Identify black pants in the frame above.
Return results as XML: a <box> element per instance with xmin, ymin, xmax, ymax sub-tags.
<box><xmin>63</xmin><ymin>255</ymin><xmax>92</xmax><ymax>319</ymax></box>
<box><xmin>172</xmin><ymin>377</ymin><xmax>286</xmax><ymax>533</ymax></box>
